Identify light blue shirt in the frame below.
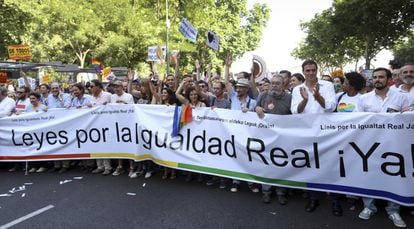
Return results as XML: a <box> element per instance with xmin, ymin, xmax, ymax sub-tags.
<box><xmin>230</xmin><ymin>90</ymin><xmax>256</xmax><ymax>111</ymax></box>
<box><xmin>71</xmin><ymin>94</ymin><xmax>92</xmax><ymax>108</ymax></box>
<box><xmin>47</xmin><ymin>93</ymin><xmax>71</xmax><ymax>108</ymax></box>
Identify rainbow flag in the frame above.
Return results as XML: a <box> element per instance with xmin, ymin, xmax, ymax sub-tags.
<box><xmin>91</xmin><ymin>58</ymin><xmax>103</xmax><ymax>73</ymax></box>
<box><xmin>91</xmin><ymin>58</ymin><xmax>103</xmax><ymax>66</ymax></box>
<box><xmin>172</xmin><ymin>105</ymin><xmax>193</xmax><ymax>137</ymax></box>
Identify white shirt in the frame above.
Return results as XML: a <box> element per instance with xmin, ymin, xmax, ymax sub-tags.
<box><xmin>16</xmin><ymin>98</ymin><xmax>32</xmax><ymax>112</ymax></box>
<box><xmin>291</xmin><ymin>80</ymin><xmax>336</xmax><ymax>114</ymax></box>
<box><xmin>358</xmin><ymin>88</ymin><xmax>410</xmax><ymax>113</ymax></box>
<box><xmin>91</xmin><ymin>91</ymin><xmax>112</xmax><ymax>106</ymax></box>
<box><xmin>335</xmin><ymin>92</ymin><xmax>361</xmax><ymax>112</ymax></box>
<box><xmin>0</xmin><ymin>97</ymin><xmax>16</xmax><ymax>118</ymax></box>
<box><xmin>111</xmin><ymin>92</ymin><xmax>134</xmax><ymax>104</ymax></box>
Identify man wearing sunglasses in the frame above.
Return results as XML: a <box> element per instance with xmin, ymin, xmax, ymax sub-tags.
<box><xmin>14</xmin><ymin>86</ymin><xmax>32</xmax><ymax>114</ymax></box>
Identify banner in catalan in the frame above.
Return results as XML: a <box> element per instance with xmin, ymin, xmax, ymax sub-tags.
<box><xmin>0</xmin><ymin>105</ymin><xmax>413</xmax><ymax>206</ymax></box>
<box><xmin>7</xmin><ymin>44</ymin><xmax>32</xmax><ymax>60</ymax></box>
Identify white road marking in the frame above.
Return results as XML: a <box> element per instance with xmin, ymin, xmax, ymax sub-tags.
<box><xmin>0</xmin><ymin>205</ymin><xmax>55</xmax><ymax>229</ymax></box>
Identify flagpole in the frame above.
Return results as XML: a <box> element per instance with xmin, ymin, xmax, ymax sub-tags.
<box><xmin>165</xmin><ymin>0</ymin><xmax>170</xmax><ymax>75</ymax></box>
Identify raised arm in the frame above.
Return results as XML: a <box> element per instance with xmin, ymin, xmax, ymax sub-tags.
<box><xmin>175</xmin><ymin>81</ymin><xmax>189</xmax><ymax>105</ymax></box>
<box><xmin>224</xmin><ymin>53</ymin><xmax>233</xmax><ymax>93</ymax></box>
<box><xmin>249</xmin><ymin>60</ymin><xmax>259</xmax><ymax>99</ymax></box>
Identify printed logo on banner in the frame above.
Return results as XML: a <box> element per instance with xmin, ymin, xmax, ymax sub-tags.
<box><xmin>206</xmin><ymin>31</ymin><xmax>220</xmax><ymax>51</ymax></box>
<box><xmin>148</xmin><ymin>46</ymin><xmax>167</xmax><ymax>62</ymax></box>
<box><xmin>179</xmin><ymin>18</ymin><xmax>198</xmax><ymax>43</ymax></box>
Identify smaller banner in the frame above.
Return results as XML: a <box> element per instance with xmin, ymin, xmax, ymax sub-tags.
<box><xmin>17</xmin><ymin>77</ymin><xmax>36</xmax><ymax>89</ymax></box>
<box><xmin>148</xmin><ymin>46</ymin><xmax>166</xmax><ymax>62</ymax></box>
<box><xmin>169</xmin><ymin>50</ymin><xmax>179</xmax><ymax>64</ymax></box>
<box><xmin>252</xmin><ymin>55</ymin><xmax>267</xmax><ymax>83</ymax></box>
<box><xmin>206</xmin><ymin>30</ymin><xmax>220</xmax><ymax>51</ymax></box>
<box><xmin>40</xmin><ymin>74</ymin><xmax>50</xmax><ymax>85</ymax></box>
<box><xmin>7</xmin><ymin>45</ymin><xmax>32</xmax><ymax>60</ymax></box>
<box><xmin>179</xmin><ymin>18</ymin><xmax>198</xmax><ymax>43</ymax></box>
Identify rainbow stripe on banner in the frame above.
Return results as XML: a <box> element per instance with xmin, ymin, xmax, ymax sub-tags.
<box><xmin>172</xmin><ymin>105</ymin><xmax>193</xmax><ymax>137</ymax></box>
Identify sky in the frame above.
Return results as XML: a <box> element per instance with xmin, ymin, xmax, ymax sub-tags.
<box><xmin>233</xmin><ymin>0</ymin><xmax>393</xmax><ymax>74</ymax></box>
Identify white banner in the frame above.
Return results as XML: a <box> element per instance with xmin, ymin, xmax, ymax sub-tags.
<box><xmin>148</xmin><ymin>45</ymin><xmax>166</xmax><ymax>62</ymax></box>
<box><xmin>179</xmin><ymin>18</ymin><xmax>198</xmax><ymax>43</ymax></box>
<box><xmin>206</xmin><ymin>30</ymin><xmax>220</xmax><ymax>51</ymax></box>
<box><xmin>0</xmin><ymin>105</ymin><xmax>413</xmax><ymax>206</ymax></box>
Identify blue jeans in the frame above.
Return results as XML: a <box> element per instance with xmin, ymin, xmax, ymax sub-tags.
<box><xmin>362</xmin><ymin>197</ymin><xmax>400</xmax><ymax>215</ymax></box>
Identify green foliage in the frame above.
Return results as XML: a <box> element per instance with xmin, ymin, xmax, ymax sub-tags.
<box><xmin>0</xmin><ymin>1</ymin><xmax>31</xmax><ymax>59</ymax></box>
<box><xmin>2</xmin><ymin>0</ymin><xmax>270</xmax><ymax>77</ymax></box>
<box><xmin>294</xmin><ymin>0</ymin><xmax>414</xmax><ymax>71</ymax></box>
<box><xmin>392</xmin><ymin>31</ymin><xmax>414</xmax><ymax>64</ymax></box>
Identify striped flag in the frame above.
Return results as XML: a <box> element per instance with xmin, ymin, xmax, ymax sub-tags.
<box><xmin>172</xmin><ymin>105</ymin><xmax>193</xmax><ymax>137</ymax></box>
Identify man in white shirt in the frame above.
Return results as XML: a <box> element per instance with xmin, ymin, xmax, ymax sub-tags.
<box><xmin>291</xmin><ymin>61</ymin><xmax>336</xmax><ymax>114</ymax></box>
<box><xmin>357</xmin><ymin>67</ymin><xmax>408</xmax><ymax>228</ymax></box>
<box><xmin>110</xmin><ymin>80</ymin><xmax>134</xmax><ymax>176</ymax></box>
<box><xmin>90</xmin><ymin>79</ymin><xmax>111</xmax><ymax>106</ymax></box>
<box><xmin>398</xmin><ymin>63</ymin><xmax>414</xmax><ymax>109</ymax></box>
<box><xmin>0</xmin><ymin>87</ymin><xmax>15</xmax><ymax>118</ymax></box>
<box><xmin>14</xmin><ymin>86</ymin><xmax>32</xmax><ymax>114</ymax></box>
<box><xmin>390</xmin><ymin>69</ymin><xmax>403</xmax><ymax>91</ymax></box>
<box><xmin>89</xmin><ymin>79</ymin><xmax>112</xmax><ymax>175</ymax></box>
<box><xmin>290</xmin><ymin>60</ymin><xmax>339</xmax><ymax>215</ymax></box>
<box><xmin>110</xmin><ymin>80</ymin><xmax>134</xmax><ymax>104</ymax></box>
<box><xmin>358</xmin><ymin>68</ymin><xmax>410</xmax><ymax>113</ymax></box>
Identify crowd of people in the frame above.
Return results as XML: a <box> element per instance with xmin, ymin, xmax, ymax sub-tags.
<box><xmin>0</xmin><ymin>56</ymin><xmax>413</xmax><ymax>228</ymax></box>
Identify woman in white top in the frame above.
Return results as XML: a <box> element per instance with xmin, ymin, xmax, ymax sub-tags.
<box><xmin>26</xmin><ymin>92</ymin><xmax>48</xmax><ymax>173</ymax></box>
<box><xmin>335</xmin><ymin>72</ymin><xmax>366</xmax><ymax>112</ymax></box>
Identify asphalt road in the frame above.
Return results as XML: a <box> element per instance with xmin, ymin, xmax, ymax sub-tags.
<box><xmin>0</xmin><ymin>165</ymin><xmax>412</xmax><ymax>229</ymax></box>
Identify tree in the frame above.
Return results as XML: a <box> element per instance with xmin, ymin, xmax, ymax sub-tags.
<box><xmin>0</xmin><ymin>1</ymin><xmax>31</xmax><ymax>60</ymax></box>
<box><xmin>331</xmin><ymin>0</ymin><xmax>414</xmax><ymax>69</ymax></box>
<box><xmin>292</xmin><ymin>9</ymin><xmax>363</xmax><ymax>74</ymax></box>
<box><xmin>4</xmin><ymin>0</ymin><xmax>270</xmax><ymax>76</ymax></box>
<box><xmin>392</xmin><ymin>30</ymin><xmax>414</xmax><ymax>64</ymax></box>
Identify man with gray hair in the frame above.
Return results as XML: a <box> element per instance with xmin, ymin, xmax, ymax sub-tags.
<box><xmin>47</xmin><ymin>82</ymin><xmax>71</xmax><ymax>109</ymax></box>
<box><xmin>399</xmin><ymin>63</ymin><xmax>414</xmax><ymax>108</ymax></box>
<box><xmin>255</xmin><ymin>74</ymin><xmax>292</xmax><ymax>205</ymax></box>
<box><xmin>46</xmin><ymin>82</ymin><xmax>71</xmax><ymax>173</ymax></box>
<box><xmin>0</xmin><ymin>87</ymin><xmax>15</xmax><ymax>118</ymax></box>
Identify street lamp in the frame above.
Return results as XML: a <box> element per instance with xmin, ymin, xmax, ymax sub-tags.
<box><xmin>165</xmin><ymin>0</ymin><xmax>170</xmax><ymax>75</ymax></box>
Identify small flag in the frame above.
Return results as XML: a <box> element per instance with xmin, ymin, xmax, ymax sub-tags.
<box><xmin>172</xmin><ymin>105</ymin><xmax>193</xmax><ymax>137</ymax></box>
<box><xmin>91</xmin><ymin>58</ymin><xmax>103</xmax><ymax>66</ymax></box>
